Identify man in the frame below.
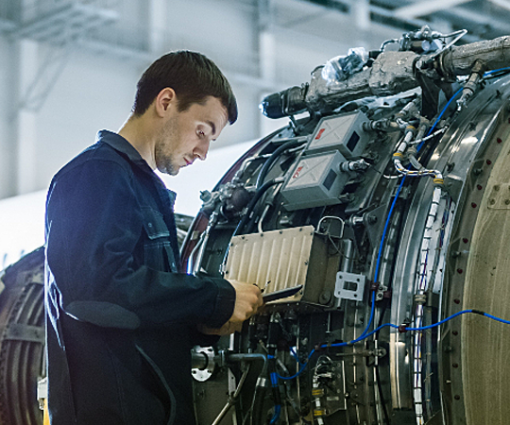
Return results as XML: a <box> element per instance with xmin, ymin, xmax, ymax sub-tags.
<box><xmin>45</xmin><ymin>51</ymin><xmax>263</xmax><ymax>425</ymax></box>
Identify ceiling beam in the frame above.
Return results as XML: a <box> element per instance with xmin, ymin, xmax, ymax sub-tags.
<box><xmin>489</xmin><ymin>0</ymin><xmax>510</xmax><ymax>12</ymax></box>
<box><xmin>439</xmin><ymin>5</ymin><xmax>510</xmax><ymax>33</ymax></box>
<box><xmin>394</xmin><ymin>0</ymin><xmax>472</xmax><ymax>19</ymax></box>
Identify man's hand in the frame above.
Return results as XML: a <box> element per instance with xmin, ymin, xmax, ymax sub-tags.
<box><xmin>198</xmin><ymin>321</ymin><xmax>243</xmax><ymax>336</ymax></box>
<box><xmin>228</xmin><ymin>280</ymin><xmax>263</xmax><ymax>323</ymax></box>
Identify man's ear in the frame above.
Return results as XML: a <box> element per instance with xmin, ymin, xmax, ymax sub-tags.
<box><xmin>155</xmin><ymin>87</ymin><xmax>177</xmax><ymax>117</ymax></box>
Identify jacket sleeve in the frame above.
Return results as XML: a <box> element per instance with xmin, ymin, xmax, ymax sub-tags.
<box><xmin>45</xmin><ymin>158</ymin><xmax>235</xmax><ymax>330</ymax></box>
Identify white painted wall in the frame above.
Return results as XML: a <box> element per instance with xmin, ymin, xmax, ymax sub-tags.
<box><xmin>36</xmin><ymin>50</ymin><xmax>140</xmax><ymax>187</ymax></box>
<box><xmin>0</xmin><ymin>38</ymin><xmax>17</xmax><ymax>199</ymax></box>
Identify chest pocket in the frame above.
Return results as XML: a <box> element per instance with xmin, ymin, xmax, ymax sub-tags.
<box><xmin>142</xmin><ymin>207</ymin><xmax>178</xmax><ymax>273</ymax></box>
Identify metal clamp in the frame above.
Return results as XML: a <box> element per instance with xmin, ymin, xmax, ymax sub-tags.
<box><xmin>334</xmin><ymin>272</ymin><xmax>366</xmax><ymax>301</ymax></box>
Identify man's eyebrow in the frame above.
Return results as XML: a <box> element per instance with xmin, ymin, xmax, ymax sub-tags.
<box><xmin>207</xmin><ymin>120</ymin><xmax>216</xmax><ymax>136</ymax></box>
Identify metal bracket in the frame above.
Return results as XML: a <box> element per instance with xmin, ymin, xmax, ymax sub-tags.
<box><xmin>334</xmin><ymin>272</ymin><xmax>366</xmax><ymax>301</ymax></box>
<box><xmin>191</xmin><ymin>346</ymin><xmax>216</xmax><ymax>382</ymax></box>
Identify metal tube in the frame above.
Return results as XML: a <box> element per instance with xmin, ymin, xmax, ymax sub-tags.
<box><xmin>227</xmin><ymin>353</ymin><xmax>267</xmax><ymax>363</ymax></box>
<box><xmin>439</xmin><ymin>35</ymin><xmax>510</xmax><ymax>79</ymax></box>
<box><xmin>211</xmin><ymin>366</ymin><xmax>251</xmax><ymax>425</ymax></box>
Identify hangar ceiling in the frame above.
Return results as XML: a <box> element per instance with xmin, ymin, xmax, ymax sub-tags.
<box><xmin>296</xmin><ymin>0</ymin><xmax>510</xmax><ymax>42</ymax></box>
<box><xmin>0</xmin><ymin>1</ymin><xmax>507</xmax><ymax>85</ymax></box>
<box><xmin>1</xmin><ymin>1</ymin><xmax>508</xmax><ymax>58</ymax></box>
<box><xmin>0</xmin><ymin>0</ymin><xmax>507</xmax><ymax>118</ymax></box>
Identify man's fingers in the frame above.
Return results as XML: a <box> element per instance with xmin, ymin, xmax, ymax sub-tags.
<box><xmin>228</xmin><ymin>280</ymin><xmax>264</xmax><ymax>323</ymax></box>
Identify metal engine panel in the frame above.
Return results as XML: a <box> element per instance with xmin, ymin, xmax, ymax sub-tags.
<box><xmin>182</xmin><ymin>29</ymin><xmax>510</xmax><ymax>425</ymax></box>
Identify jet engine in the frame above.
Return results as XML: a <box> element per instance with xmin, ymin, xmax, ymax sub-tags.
<box><xmin>183</xmin><ymin>28</ymin><xmax>510</xmax><ymax>425</ymax></box>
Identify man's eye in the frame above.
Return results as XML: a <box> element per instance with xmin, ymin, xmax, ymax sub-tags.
<box><xmin>198</xmin><ymin>130</ymin><xmax>205</xmax><ymax>138</ymax></box>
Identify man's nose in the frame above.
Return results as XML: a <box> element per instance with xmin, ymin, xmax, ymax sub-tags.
<box><xmin>195</xmin><ymin>140</ymin><xmax>210</xmax><ymax>161</ymax></box>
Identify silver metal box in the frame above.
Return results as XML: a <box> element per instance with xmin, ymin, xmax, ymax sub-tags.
<box><xmin>281</xmin><ymin>151</ymin><xmax>347</xmax><ymax>211</ymax></box>
<box><xmin>306</xmin><ymin>111</ymin><xmax>369</xmax><ymax>159</ymax></box>
<box><xmin>224</xmin><ymin>226</ymin><xmax>340</xmax><ymax>307</ymax></box>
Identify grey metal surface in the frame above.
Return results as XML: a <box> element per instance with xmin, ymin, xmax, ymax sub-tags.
<box><xmin>281</xmin><ymin>151</ymin><xmax>348</xmax><ymax>210</ymax></box>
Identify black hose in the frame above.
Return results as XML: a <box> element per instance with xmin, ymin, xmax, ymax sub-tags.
<box><xmin>233</xmin><ymin>178</ymin><xmax>283</xmax><ymax>237</ymax></box>
<box><xmin>255</xmin><ymin>140</ymin><xmax>304</xmax><ymax>190</ymax></box>
<box><xmin>250</xmin><ymin>361</ymin><xmax>269</xmax><ymax>425</ymax></box>
<box><xmin>268</xmin><ymin>355</ymin><xmax>282</xmax><ymax>424</ymax></box>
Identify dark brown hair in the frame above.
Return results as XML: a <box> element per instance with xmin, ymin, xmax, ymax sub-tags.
<box><xmin>133</xmin><ymin>51</ymin><xmax>237</xmax><ymax>124</ymax></box>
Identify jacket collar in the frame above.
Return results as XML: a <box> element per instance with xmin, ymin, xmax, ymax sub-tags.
<box><xmin>97</xmin><ymin>130</ymin><xmax>177</xmax><ymax>205</ymax></box>
<box><xmin>97</xmin><ymin>130</ymin><xmax>147</xmax><ymax>166</ymax></box>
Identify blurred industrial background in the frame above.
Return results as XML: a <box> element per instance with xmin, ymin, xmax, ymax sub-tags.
<box><xmin>0</xmin><ymin>0</ymin><xmax>509</xmax><ymax>266</ymax></box>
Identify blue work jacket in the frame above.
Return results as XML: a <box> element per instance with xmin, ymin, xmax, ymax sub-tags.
<box><xmin>45</xmin><ymin>130</ymin><xmax>235</xmax><ymax>425</ymax></box>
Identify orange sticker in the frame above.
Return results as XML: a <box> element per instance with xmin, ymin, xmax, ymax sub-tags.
<box><xmin>315</xmin><ymin>128</ymin><xmax>325</xmax><ymax>140</ymax></box>
<box><xmin>293</xmin><ymin>166</ymin><xmax>304</xmax><ymax>179</ymax></box>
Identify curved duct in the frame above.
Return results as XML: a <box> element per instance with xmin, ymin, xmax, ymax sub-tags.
<box><xmin>0</xmin><ymin>248</ymin><xmax>45</xmax><ymax>425</ymax></box>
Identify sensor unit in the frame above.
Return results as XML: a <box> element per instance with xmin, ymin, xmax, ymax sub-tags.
<box><xmin>281</xmin><ymin>151</ymin><xmax>347</xmax><ymax>211</ymax></box>
<box><xmin>306</xmin><ymin>111</ymin><xmax>369</xmax><ymax>158</ymax></box>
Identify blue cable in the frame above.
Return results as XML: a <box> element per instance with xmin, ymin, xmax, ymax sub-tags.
<box><xmin>369</xmin><ymin>87</ymin><xmax>463</xmax><ymax>336</ymax></box>
<box><xmin>289</xmin><ymin>346</ymin><xmax>303</xmax><ymax>365</ymax></box>
<box><xmin>276</xmin><ymin>348</ymin><xmax>315</xmax><ymax>380</ymax></box>
<box><xmin>273</xmin><ymin>309</ymin><xmax>510</xmax><ymax>382</ymax></box>
<box><xmin>483</xmin><ymin>67</ymin><xmax>510</xmax><ymax>77</ymax></box>
<box><xmin>274</xmin><ymin>309</ymin><xmax>510</xmax><ymax>381</ymax></box>
<box><xmin>482</xmin><ymin>312</ymin><xmax>510</xmax><ymax>325</ymax></box>
<box><xmin>270</xmin><ymin>371</ymin><xmax>278</xmax><ymax>386</ymax></box>
<box><xmin>419</xmin><ymin>87</ymin><xmax>464</xmax><ymax>148</ymax></box>
<box><xmin>325</xmin><ymin>308</ymin><xmax>509</xmax><ymax>349</ymax></box>
<box><xmin>269</xmin><ymin>404</ymin><xmax>281</xmax><ymax>424</ymax></box>
<box><xmin>405</xmin><ymin>309</ymin><xmax>471</xmax><ymax>331</ymax></box>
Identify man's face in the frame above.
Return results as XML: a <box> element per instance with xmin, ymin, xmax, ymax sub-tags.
<box><xmin>155</xmin><ymin>96</ymin><xmax>229</xmax><ymax>176</ymax></box>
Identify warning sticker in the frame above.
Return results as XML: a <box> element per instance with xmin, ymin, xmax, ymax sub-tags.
<box><xmin>293</xmin><ymin>166</ymin><xmax>304</xmax><ymax>179</ymax></box>
<box><xmin>315</xmin><ymin>128</ymin><xmax>326</xmax><ymax>140</ymax></box>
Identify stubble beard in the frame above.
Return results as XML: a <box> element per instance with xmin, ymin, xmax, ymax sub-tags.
<box><xmin>155</xmin><ymin>118</ymin><xmax>179</xmax><ymax>176</ymax></box>
<box><xmin>156</xmin><ymin>145</ymin><xmax>178</xmax><ymax>175</ymax></box>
